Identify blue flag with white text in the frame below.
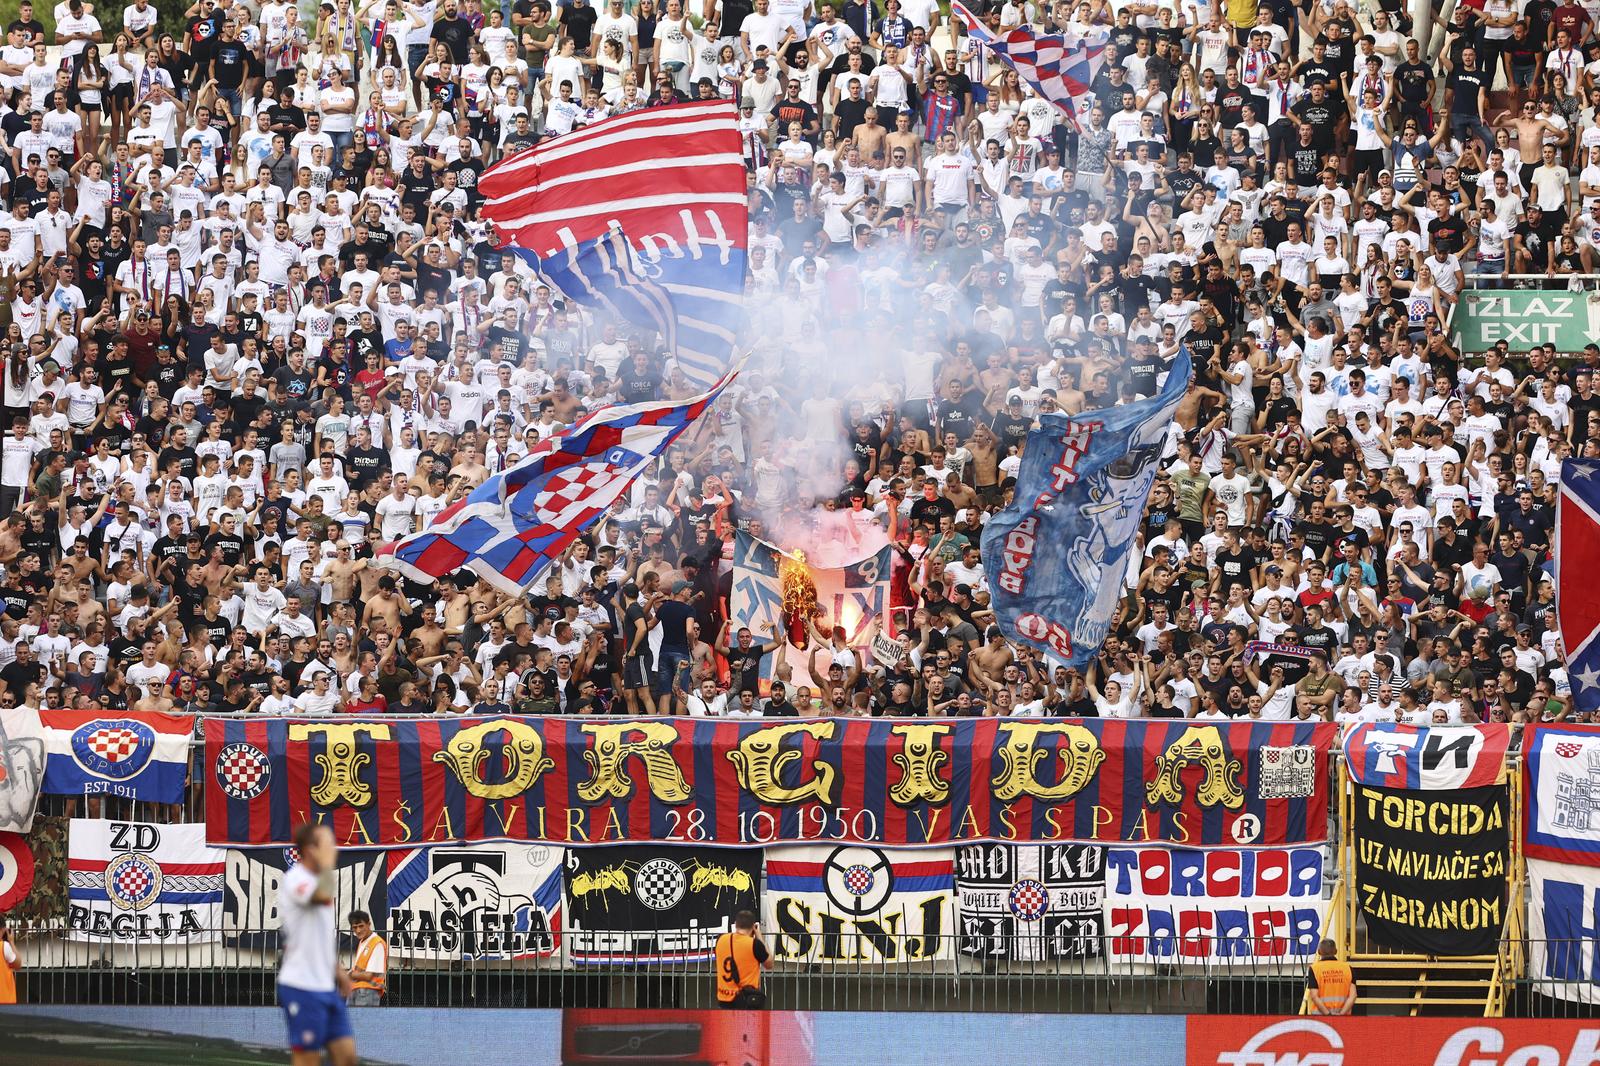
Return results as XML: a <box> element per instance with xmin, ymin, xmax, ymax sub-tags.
<box><xmin>979</xmin><ymin>352</ymin><xmax>1191</xmax><ymax>668</ymax></box>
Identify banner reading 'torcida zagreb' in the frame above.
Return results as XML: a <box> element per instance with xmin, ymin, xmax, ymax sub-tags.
<box><xmin>203</xmin><ymin>717</ymin><xmax>1334</xmax><ymax>850</ymax></box>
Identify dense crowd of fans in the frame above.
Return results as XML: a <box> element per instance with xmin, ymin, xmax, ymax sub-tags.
<box><xmin>0</xmin><ymin>0</ymin><xmax>1579</xmax><ymax>735</ymax></box>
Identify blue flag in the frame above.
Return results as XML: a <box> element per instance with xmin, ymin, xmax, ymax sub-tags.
<box><xmin>509</xmin><ymin>225</ymin><xmax>743</xmax><ymax>389</ymax></box>
<box><xmin>980</xmin><ymin>352</ymin><xmax>1192</xmax><ymax>667</ymax></box>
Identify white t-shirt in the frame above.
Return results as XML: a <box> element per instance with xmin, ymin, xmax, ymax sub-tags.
<box><xmin>278</xmin><ymin>863</ymin><xmax>336</xmax><ymax>992</ymax></box>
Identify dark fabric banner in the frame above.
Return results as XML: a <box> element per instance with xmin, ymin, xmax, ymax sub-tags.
<box><xmin>202</xmin><ymin>717</ymin><xmax>1334</xmax><ymax>850</ymax></box>
<box><xmin>956</xmin><ymin>843</ymin><xmax>1104</xmax><ymax>961</ymax></box>
<box><xmin>563</xmin><ymin>845</ymin><xmax>762</xmax><ymax>965</ymax></box>
<box><xmin>1353</xmin><ymin>784</ymin><xmax>1508</xmax><ymax>956</ymax></box>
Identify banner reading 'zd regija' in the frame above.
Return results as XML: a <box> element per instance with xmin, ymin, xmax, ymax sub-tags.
<box><xmin>204</xmin><ymin>718</ymin><xmax>1333</xmax><ymax>850</ymax></box>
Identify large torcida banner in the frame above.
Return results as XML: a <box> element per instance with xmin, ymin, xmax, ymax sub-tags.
<box><xmin>203</xmin><ymin>718</ymin><xmax>1335</xmax><ymax>850</ymax></box>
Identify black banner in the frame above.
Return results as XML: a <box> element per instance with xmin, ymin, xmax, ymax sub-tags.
<box><xmin>222</xmin><ymin>848</ymin><xmax>388</xmax><ymax>949</ymax></box>
<box><xmin>956</xmin><ymin>844</ymin><xmax>1104</xmax><ymax>961</ymax></box>
<box><xmin>563</xmin><ymin>846</ymin><xmax>762</xmax><ymax>966</ymax></box>
<box><xmin>1353</xmin><ymin>784</ymin><xmax>1508</xmax><ymax>956</ymax></box>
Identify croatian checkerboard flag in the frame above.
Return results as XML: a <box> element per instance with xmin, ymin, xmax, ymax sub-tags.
<box><xmin>374</xmin><ymin>370</ymin><xmax>738</xmax><ymax>595</ymax></box>
<box><xmin>1559</xmin><ymin>459</ymin><xmax>1600</xmax><ymax>709</ymax></box>
<box><xmin>479</xmin><ymin>101</ymin><xmax>748</xmax><ymax>389</ymax></box>
<box><xmin>951</xmin><ymin>0</ymin><xmax>1106</xmax><ymax>129</ymax></box>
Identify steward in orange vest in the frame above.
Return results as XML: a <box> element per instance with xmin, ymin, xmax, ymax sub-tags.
<box><xmin>346</xmin><ymin>910</ymin><xmax>387</xmax><ymax>1007</ymax></box>
<box><xmin>1307</xmin><ymin>939</ymin><xmax>1356</xmax><ymax>1015</ymax></box>
<box><xmin>714</xmin><ymin>911</ymin><xmax>768</xmax><ymax>1009</ymax></box>
<box><xmin>0</xmin><ymin>918</ymin><xmax>19</xmax><ymax>1005</ymax></box>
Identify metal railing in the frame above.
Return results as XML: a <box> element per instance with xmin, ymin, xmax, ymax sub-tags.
<box><xmin>3</xmin><ymin>925</ymin><xmax>1311</xmax><ymax>1014</ymax></box>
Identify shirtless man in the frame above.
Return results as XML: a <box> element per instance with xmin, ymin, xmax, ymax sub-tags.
<box><xmin>1174</xmin><ymin>376</ymin><xmax>1227</xmax><ymax>431</ymax></box>
<box><xmin>322</xmin><ymin>542</ymin><xmax>366</xmax><ymax>604</ymax></box>
<box><xmin>969</xmin><ymin>625</ymin><xmax>1015</xmax><ymax>691</ymax></box>
<box><xmin>362</xmin><ymin>576</ymin><xmax>410</xmax><ymax>633</ymax></box>
<box><xmin>854</xmin><ymin>105</ymin><xmax>887</xmax><ymax>164</ymax></box>
<box><xmin>448</xmin><ymin>449</ymin><xmax>490</xmax><ymax>490</ymax></box>
<box><xmin>1493</xmin><ymin>102</ymin><xmax>1567</xmax><ymax>188</ymax></box>
<box><xmin>885</xmin><ymin>110</ymin><xmax>921</xmax><ymax>166</ymax></box>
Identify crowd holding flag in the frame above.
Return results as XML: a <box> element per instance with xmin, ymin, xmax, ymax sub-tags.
<box><xmin>479</xmin><ymin>100</ymin><xmax>748</xmax><ymax>389</ymax></box>
<box><xmin>374</xmin><ymin>372</ymin><xmax>740</xmax><ymax>595</ymax></box>
<box><xmin>950</xmin><ymin>0</ymin><xmax>1108</xmax><ymax>129</ymax></box>
<box><xmin>372</xmin><ymin>101</ymin><xmax>754</xmax><ymax>595</ymax></box>
<box><xmin>980</xmin><ymin>355</ymin><xmax>1191</xmax><ymax>669</ymax></box>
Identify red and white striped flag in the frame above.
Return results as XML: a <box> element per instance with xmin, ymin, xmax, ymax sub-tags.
<box><xmin>478</xmin><ymin>100</ymin><xmax>748</xmax><ymax>258</ymax></box>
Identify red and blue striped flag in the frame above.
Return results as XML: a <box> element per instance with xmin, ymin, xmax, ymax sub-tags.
<box><xmin>373</xmin><ymin>369</ymin><xmax>738</xmax><ymax>594</ymax></box>
<box><xmin>951</xmin><ymin>0</ymin><xmax>1107</xmax><ymax>130</ymax></box>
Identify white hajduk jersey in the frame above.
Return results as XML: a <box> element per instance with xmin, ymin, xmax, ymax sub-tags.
<box><xmin>278</xmin><ymin>863</ymin><xmax>336</xmax><ymax>992</ymax></box>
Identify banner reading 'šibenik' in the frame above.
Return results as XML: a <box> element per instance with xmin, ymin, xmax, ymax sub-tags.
<box><xmin>204</xmin><ymin>717</ymin><xmax>1333</xmax><ymax>850</ymax></box>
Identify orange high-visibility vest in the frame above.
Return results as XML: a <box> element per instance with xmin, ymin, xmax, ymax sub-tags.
<box><xmin>0</xmin><ymin>942</ymin><xmax>17</xmax><ymax>1004</ymax></box>
<box><xmin>352</xmin><ymin>933</ymin><xmax>387</xmax><ymax>992</ymax></box>
<box><xmin>1311</xmin><ymin>959</ymin><xmax>1353</xmax><ymax>1012</ymax></box>
<box><xmin>714</xmin><ymin>931</ymin><xmax>761</xmax><ymax>1003</ymax></box>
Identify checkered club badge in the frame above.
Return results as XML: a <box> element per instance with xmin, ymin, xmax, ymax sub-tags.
<box><xmin>823</xmin><ymin>847</ymin><xmax>894</xmax><ymax>915</ymax></box>
<box><xmin>104</xmin><ymin>853</ymin><xmax>162</xmax><ymax>911</ymax></box>
<box><xmin>215</xmin><ymin>743</ymin><xmax>271</xmax><ymax>800</ymax></box>
<box><xmin>633</xmin><ymin>857</ymin><xmax>687</xmax><ymax>911</ymax></box>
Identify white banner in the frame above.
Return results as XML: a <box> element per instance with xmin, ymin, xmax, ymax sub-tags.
<box><xmin>956</xmin><ymin>843</ymin><xmax>1105</xmax><ymax>961</ymax></box>
<box><xmin>1103</xmin><ymin>847</ymin><xmax>1328</xmax><ymax>965</ymax></box>
<box><xmin>67</xmin><ymin>820</ymin><xmax>224</xmax><ymax>943</ymax></box>
<box><xmin>0</xmin><ymin>707</ymin><xmax>45</xmax><ymax>832</ymax></box>
<box><xmin>386</xmin><ymin>843</ymin><xmax>563</xmax><ymax>961</ymax></box>
<box><xmin>1530</xmin><ymin>858</ymin><xmax>1600</xmax><ymax>1003</ymax></box>
<box><xmin>762</xmin><ymin>845</ymin><xmax>954</xmax><ymax>965</ymax></box>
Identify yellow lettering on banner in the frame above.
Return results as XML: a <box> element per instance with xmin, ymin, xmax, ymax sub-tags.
<box><xmin>888</xmin><ymin>723</ymin><xmax>952</xmax><ymax>805</ymax></box>
<box><xmin>997</xmin><ymin>803</ymin><xmax>1018</xmax><ymax>840</ymax></box>
<box><xmin>566</xmin><ymin>806</ymin><xmax>589</xmax><ymax>842</ymax></box>
<box><xmin>343</xmin><ymin>814</ymin><xmax>374</xmax><ymax>846</ymax></box>
<box><xmin>1091</xmin><ymin>805</ymin><xmax>1115</xmax><ymax>839</ymax></box>
<box><xmin>726</xmin><ymin>721</ymin><xmax>838</xmax><ymax>805</ymax></box>
<box><xmin>576</xmin><ymin>722</ymin><xmax>693</xmax><ymax>804</ymax></box>
<box><xmin>533</xmin><ymin>806</ymin><xmax>547</xmax><ymax>840</ymax></box>
<box><xmin>289</xmin><ymin>723</ymin><xmax>393</xmax><ymax>808</ymax></box>
<box><xmin>1362</xmin><ymin>889</ymin><xmax>1504</xmax><ymax>931</ymax></box>
<box><xmin>391</xmin><ymin>800</ymin><xmax>414</xmax><ymax>844</ymax></box>
<box><xmin>955</xmin><ymin>804</ymin><xmax>982</xmax><ymax>839</ymax></box>
<box><xmin>1127</xmin><ymin>809</ymin><xmax>1153</xmax><ymax>842</ymax></box>
<box><xmin>1042</xmin><ymin>807</ymin><xmax>1063</xmax><ymax>839</ymax></box>
<box><xmin>431</xmin><ymin>806</ymin><xmax>456</xmax><ymax>842</ymax></box>
<box><xmin>1146</xmin><ymin>725</ymin><xmax>1244</xmax><ymax>810</ymax></box>
<box><xmin>601</xmin><ymin>806</ymin><xmax>626</xmax><ymax>842</ymax></box>
<box><xmin>910</xmin><ymin>807</ymin><xmax>943</xmax><ymax>841</ymax></box>
<box><xmin>490</xmin><ymin>803</ymin><xmax>522</xmax><ymax>835</ymax></box>
<box><xmin>431</xmin><ymin>719</ymin><xmax>555</xmax><ymax>801</ymax></box>
<box><xmin>1170</xmin><ymin>810</ymin><xmax>1192</xmax><ymax>844</ymax></box>
<box><xmin>1365</xmin><ymin>791</ymin><xmax>1507</xmax><ymax>835</ymax></box>
<box><xmin>990</xmin><ymin>722</ymin><xmax>1105</xmax><ymax>802</ymax></box>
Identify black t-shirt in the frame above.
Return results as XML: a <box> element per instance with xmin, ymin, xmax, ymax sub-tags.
<box><xmin>345</xmin><ymin>445</ymin><xmax>388</xmax><ymax>489</ymax></box>
<box><xmin>1291</xmin><ymin>96</ymin><xmax>1337</xmax><ymax>150</ymax></box>
<box><xmin>909</xmin><ymin>494</ymin><xmax>956</xmax><ymax>527</ymax></box>
<box><xmin>273</xmin><ymin>364</ymin><xmax>314</xmax><ymax>402</ymax></box>
<box><xmin>1394</xmin><ymin>60</ymin><xmax>1433</xmax><ymax>103</ymax></box>
<box><xmin>561</xmin><ymin>3</ymin><xmax>598</xmax><ymax>51</ymax></box>
<box><xmin>1449</xmin><ymin>69</ymin><xmax>1485</xmax><ymax>116</ymax></box>
<box><xmin>618</xmin><ymin>365</ymin><xmax>661</xmax><ymax>404</ymax></box>
<box><xmin>430</xmin><ymin>14</ymin><xmax>475</xmax><ymax>61</ymax></box>
<box><xmin>213</xmin><ymin>39</ymin><xmax>248</xmax><ymax>88</ymax></box>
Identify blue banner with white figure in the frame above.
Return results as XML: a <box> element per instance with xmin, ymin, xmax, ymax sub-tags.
<box><xmin>979</xmin><ymin>352</ymin><xmax>1190</xmax><ymax>667</ymax></box>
